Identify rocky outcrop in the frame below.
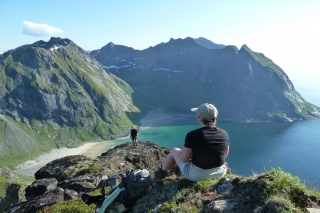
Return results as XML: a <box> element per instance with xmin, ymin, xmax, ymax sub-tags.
<box><xmin>4</xmin><ymin>142</ymin><xmax>169</xmax><ymax>212</ymax></box>
<box><xmin>7</xmin><ymin>187</ymin><xmax>65</xmax><ymax>213</ymax></box>
<box><xmin>34</xmin><ymin>155</ymin><xmax>95</xmax><ymax>182</ymax></box>
<box><xmin>100</xmin><ymin>142</ymin><xmax>171</xmax><ymax>174</ymax></box>
<box><xmin>25</xmin><ymin>178</ymin><xmax>58</xmax><ymax>201</ymax></box>
<box><xmin>57</xmin><ymin>173</ymin><xmax>108</xmax><ymax>190</ymax></box>
<box><xmin>203</xmin><ymin>199</ymin><xmax>237</xmax><ymax>213</ymax></box>
<box><xmin>34</xmin><ymin>141</ymin><xmax>170</xmax><ymax>182</ymax></box>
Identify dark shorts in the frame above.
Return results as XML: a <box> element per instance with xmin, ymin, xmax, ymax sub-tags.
<box><xmin>130</xmin><ymin>136</ymin><xmax>137</xmax><ymax>139</ymax></box>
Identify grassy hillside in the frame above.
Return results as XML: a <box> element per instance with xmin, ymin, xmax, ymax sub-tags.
<box><xmin>0</xmin><ymin>38</ymin><xmax>142</xmax><ymax>168</ymax></box>
<box><xmin>0</xmin><ymin>115</ymin><xmax>103</xmax><ymax>167</ymax></box>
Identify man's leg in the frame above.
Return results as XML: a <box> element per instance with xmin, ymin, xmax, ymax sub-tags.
<box><xmin>161</xmin><ymin>148</ymin><xmax>182</xmax><ymax>171</ymax></box>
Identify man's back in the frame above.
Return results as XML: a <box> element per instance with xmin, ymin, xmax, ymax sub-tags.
<box><xmin>131</xmin><ymin>128</ymin><xmax>137</xmax><ymax>136</ymax></box>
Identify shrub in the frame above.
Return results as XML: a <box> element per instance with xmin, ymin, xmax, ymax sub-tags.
<box><xmin>265</xmin><ymin>167</ymin><xmax>305</xmax><ymax>196</ymax></box>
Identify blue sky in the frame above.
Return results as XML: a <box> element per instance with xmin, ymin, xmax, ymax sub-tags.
<box><xmin>1</xmin><ymin>0</ymin><xmax>320</xmax><ymax>95</ymax></box>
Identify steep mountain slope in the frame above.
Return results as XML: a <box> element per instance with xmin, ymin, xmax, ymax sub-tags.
<box><xmin>91</xmin><ymin>37</ymin><xmax>320</xmax><ymax>122</ymax></box>
<box><xmin>0</xmin><ymin>37</ymin><xmax>139</xmax><ymax>166</ymax></box>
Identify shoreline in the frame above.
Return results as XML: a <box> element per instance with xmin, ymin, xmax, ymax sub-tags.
<box><xmin>14</xmin><ymin>141</ymin><xmax>112</xmax><ymax>176</ymax></box>
<box><xmin>138</xmin><ymin>109</ymin><xmax>177</xmax><ymax>128</ymax></box>
<box><xmin>14</xmin><ymin>110</ymin><xmax>175</xmax><ymax>176</ymax></box>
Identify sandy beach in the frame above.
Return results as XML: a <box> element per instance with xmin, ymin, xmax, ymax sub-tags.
<box><xmin>14</xmin><ymin>141</ymin><xmax>113</xmax><ymax>176</ymax></box>
<box><xmin>14</xmin><ymin>110</ymin><xmax>173</xmax><ymax>176</ymax></box>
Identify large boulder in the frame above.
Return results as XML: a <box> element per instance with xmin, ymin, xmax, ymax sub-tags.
<box><xmin>35</xmin><ymin>142</ymin><xmax>170</xmax><ymax>182</ymax></box>
<box><xmin>203</xmin><ymin>199</ymin><xmax>238</xmax><ymax>213</ymax></box>
<box><xmin>63</xmin><ymin>189</ymin><xmax>78</xmax><ymax>200</ymax></box>
<box><xmin>6</xmin><ymin>187</ymin><xmax>64</xmax><ymax>213</ymax></box>
<box><xmin>34</xmin><ymin>155</ymin><xmax>94</xmax><ymax>181</ymax></box>
<box><xmin>57</xmin><ymin>173</ymin><xmax>108</xmax><ymax>190</ymax></box>
<box><xmin>61</xmin><ymin>181</ymin><xmax>96</xmax><ymax>194</ymax></box>
<box><xmin>25</xmin><ymin>178</ymin><xmax>58</xmax><ymax>201</ymax></box>
<box><xmin>100</xmin><ymin>141</ymin><xmax>170</xmax><ymax>177</ymax></box>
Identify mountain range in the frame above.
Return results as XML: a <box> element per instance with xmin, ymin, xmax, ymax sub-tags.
<box><xmin>0</xmin><ymin>36</ymin><xmax>319</xmax><ymax>167</ymax></box>
<box><xmin>90</xmin><ymin>37</ymin><xmax>320</xmax><ymax>122</ymax></box>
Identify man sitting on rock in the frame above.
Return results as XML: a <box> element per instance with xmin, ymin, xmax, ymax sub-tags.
<box><xmin>156</xmin><ymin>103</ymin><xmax>230</xmax><ymax>181</ymax></box>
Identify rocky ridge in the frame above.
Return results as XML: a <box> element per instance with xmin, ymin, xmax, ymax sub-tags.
<box><xmin>2</xmin><ymin>142</ymin><xmax>320</xmax><ymax>213</ymax></box>
<box><xmin>194</xmin><ymin>37</ymin><xmax>226</xmax><ymax>49</ymax></box>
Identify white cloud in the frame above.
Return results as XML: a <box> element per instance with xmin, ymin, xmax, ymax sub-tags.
<box><xmin>22</xmin><ymin>21</ymin><xmax>63</xmax><ymax>37</ymax></box>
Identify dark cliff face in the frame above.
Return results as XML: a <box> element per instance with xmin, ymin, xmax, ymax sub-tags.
<box><xmin>91</xmin><ymin>37</ymin><xmax>320</xmax><ymax>122</ymax></box>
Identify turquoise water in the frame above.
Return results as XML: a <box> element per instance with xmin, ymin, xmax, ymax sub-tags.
<box><xmin>105</xmin><ymin>117</ymin><xmax>320</xmax><ymax>189</ymax></box>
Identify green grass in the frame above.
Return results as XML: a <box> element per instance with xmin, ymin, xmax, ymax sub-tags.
<box><xmin>265</xmin><ymin>167</ymin><xmax>306</xmax><ymax>196</ymax></box>
<box><xmin>37</xmin><ymin>198</ymin><xmax>96</xmax><ymax>213</ymax></box>
<box><xmin>62</xmin><ymin>162</ymin><xmax>100</xmax><ymax>179</ymax></box>
<box><xmin>262</xmin><ymin>196</ymin><xmax>303</xmax><ymax>213</ymax></box>
<box><xmin>263</xmin><ymin>167</ymin><xmax>320</xmax><ymax>212</ymax></box>
<box><xmin>266</xmin><ymin>111</ymin><xmax>286</xmax><ymax>118</ymax></box>
<box><xmin>0</xmin><ymin>182</ymin><xmax>9</xmax><ymax>198</ymax></box>
<box><xmin>73</xmin><ymin>163</ymin><xmax>100</xmax><ymax>177</ymax></box>
<box><xmin>0</xmin><ymin>113</ymin><xmax>134</xmax><ymax>168</ymax></box>
<box><xmin>192</xmin><ymin>178</ymin><xmax>220</xmax><ymax>192</ymax></box>
<box><xmin>17</xmin><ymin>175</ymin><xmax>35</xmax><ymax>185</ymax></box>
<box><xmin>0</xmin><ymin>115</ymin><xmax>99</xmax><ymax>168</ymax></box>
<box><xmin>0</xmin><ymin>177</ymin><xmax>9</xmax><ymax>183</ymax></box>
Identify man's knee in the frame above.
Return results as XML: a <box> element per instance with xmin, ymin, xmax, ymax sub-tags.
<box><xmin>172</xmin><ymin>147</ymin><xmax>181</xmax><ymax>153</ymax></box>
<box><xmin>171</xmin><ymin>148</ymin><xmax>182</xmax><ymax>163</ymax></box>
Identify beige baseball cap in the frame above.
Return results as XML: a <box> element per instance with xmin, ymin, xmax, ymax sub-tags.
<box><xmin>191</xmin><ymin>103</ymin><xmax>218</xmax><ymax>121</ymax></box>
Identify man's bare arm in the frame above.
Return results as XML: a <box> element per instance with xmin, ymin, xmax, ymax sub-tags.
<box><xmin>225</xmin><ymin>146</ymin><xmax>229</xmax><ymax>158</ymax></box>
<box><xmin>180</xmin><ymin>146</ymin><xmax>193</xmax><ymax>162</ymax></box>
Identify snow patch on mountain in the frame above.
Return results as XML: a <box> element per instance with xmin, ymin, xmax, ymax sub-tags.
<box><xmin>50</xmin><ymin>44</ymin><xmax>64</xmax><ymax>51</ymax></box>
<box><xmin>153</xmin><ymin>68</ymin><xmax>170</xmax><ymax>71</ymax></box>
